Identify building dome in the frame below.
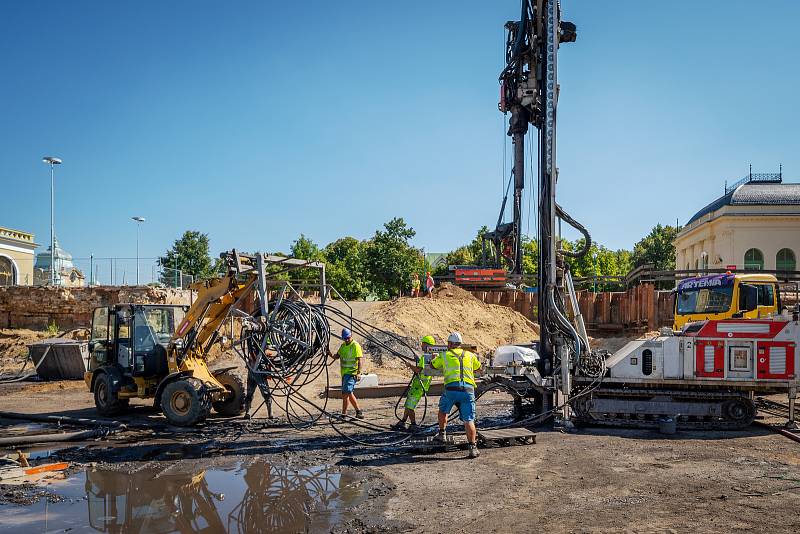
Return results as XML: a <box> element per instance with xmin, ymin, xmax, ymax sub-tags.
<box><xmin>34</xmin><ymin>237</ymin><xmax>75</xmax><ymax>271</ymax></box>
<box><xmin>687</xmin><ymin>179</ymin><xmax>800</xmax><ymax>225</ymax></box>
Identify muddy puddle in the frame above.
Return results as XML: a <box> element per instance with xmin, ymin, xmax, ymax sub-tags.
<box><xmin>0</xmin><ymin>459</ymin><xmax>368</xmax><ymax>533</ymax></box>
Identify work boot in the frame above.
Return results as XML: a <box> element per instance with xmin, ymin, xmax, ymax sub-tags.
<box><xmin>432</xmin><ymin>431</ymin><xmax>447</xmax><ymax>444</ymax></box>
<box><xmin>355</xmin><ymin>410</ymin><xmax>365</xmax><ymax>419</ymax></box>
<box><xmin>468</xmin><ymin>443</ymin><xmax>480</xmax><ymax>459</ymax></box>
<box><xmin>407</xmin><ymin>423</ymin><xmax>420</xmax><ymax>433</ymax></box>
<box><xmin>390</xmin><ymin>421</ymin><xmax>407</xmax><ymax>431</ymax></box>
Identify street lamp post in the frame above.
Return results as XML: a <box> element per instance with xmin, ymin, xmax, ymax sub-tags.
<box><xmin>132</xmin><ymin>217</ymin><xmax>146</xmax><ymax>285</ymax></box>
<box><xmin>592</xmin><ymin>252</ymin><xmax>598</xmax><ymax>293</ymax></box>
<box><xmin>701</xmin><ymin>251</ymin><xmax>708</xmax><ymax>273</ymax></box>
<box><xmin>42</xmin><ymin>157</ymin><xmax>62</xmax><ymax>286</ymax></box>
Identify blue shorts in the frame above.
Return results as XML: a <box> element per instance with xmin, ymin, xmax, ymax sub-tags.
<box><xmin>439</xmin><ymin>388</ymin><xmax>476</xmax><ymax>422</ymax></box>
<box><xmin>341</xmin><ymin>374</ymin><xmax>357</xmax><ymax>394</ymax></box>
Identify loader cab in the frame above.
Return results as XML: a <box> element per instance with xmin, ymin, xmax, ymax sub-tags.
<box><xmin>86</xmin><ymin>304</ymin><xmax>187</xmax><ymax>387</ymax></box>
<box><xmin>673</xmin><ymin>273</ymin><xmax>781</xmax><ymax>330</ymax></box>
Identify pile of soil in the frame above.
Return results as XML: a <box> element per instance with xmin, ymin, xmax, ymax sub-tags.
<box><xmin>362</xmin><ymin>283</ymin><xmax>539</xmax><ymax>368</ymax></box>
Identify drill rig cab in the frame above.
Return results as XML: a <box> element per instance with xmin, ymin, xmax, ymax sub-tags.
<box><xmin>85</xmin><ymin>301</ymin><xmax>246</xmax><ymax>426</ymax></box>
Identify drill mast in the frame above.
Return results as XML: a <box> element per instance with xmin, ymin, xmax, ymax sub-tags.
<box><xmin>497</xmin><ymin>0</ymin><xmax>576</xmax><ymax>367</ymax></box>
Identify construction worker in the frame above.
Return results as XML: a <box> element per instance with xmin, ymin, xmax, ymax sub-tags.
<box><xmin>411</xmin><ymin>273</ymin><xmax>421</xmax><ymax>297</ymax></box>
<box><xmin>431</xmin><ymin>332</ymin><xmax>482</xmax><ymax>459</ymax></box>
<box><xmin>330</xmin><ymin>328</ymin><xmax>364</xmax><ymax>419</ymax></box>
<box><xmin>391</xmin><ymin>335</ymin><xmax>436</xmax><ymax>431</ymax></box>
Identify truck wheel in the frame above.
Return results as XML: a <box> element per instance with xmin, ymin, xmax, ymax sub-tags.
<box><xmin>212</xmin><ymin>372</ymin><xmax>246</xmax><ymax>417</ymax></box>
<box><xmin>94</xmin><ymin>373</ymin><xmax>129</xmax><ymax>416</ymax></box>
<box><xmin>161</xmin><ymin>378</ymin><xmax>211</xmax><ymax>426</ymax></box>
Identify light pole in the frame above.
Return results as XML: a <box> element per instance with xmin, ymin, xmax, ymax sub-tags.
<box><xmin>132</xmin><ymin>217</ymin><xmax>145</xmax><ymax>285</ymax></box>
<box><xmin>592</xmin><ymin>252</ymin><xmax>598</xmax><ymax>293</ymax></box>
<box><xmin>701</xmin><ymin>251</ymin><xmax>708</xmax><ymax>273</ymax></box>
<box><xmin>42</xmin><ymin>157</ymin><xmax>62</xmax><ymax>285</ymax></box>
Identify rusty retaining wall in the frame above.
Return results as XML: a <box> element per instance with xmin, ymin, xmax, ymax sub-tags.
<box><xmin>471</xmin><ymin>284</ymin><xmax>675</xmax><ymax>332</ymax></box>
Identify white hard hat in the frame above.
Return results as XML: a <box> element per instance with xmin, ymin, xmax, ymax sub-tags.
<box><xmin>447</xmin><ymin>332</ymin><xmax>463</xmax><ymax>344</ymax></box>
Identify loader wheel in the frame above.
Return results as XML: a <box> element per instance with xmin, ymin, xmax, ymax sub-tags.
<box><xmin>212</xmin><ymin>371</ymin><xmax>246</xmax><ymax>417</ymax></box>
<box><xmin>161</xmin><ymin>378</ymin><xmax>211</xmax><ymax>426</ymax></box>
<box><xmin>94</xmin><ymin>373</ymin><xmax>129</xmax><ymax>416</ymax></box>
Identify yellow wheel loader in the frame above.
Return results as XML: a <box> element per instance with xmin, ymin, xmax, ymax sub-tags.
<box><xmin>84</xmin><ymin>271</ymin><xmax>257</xmax><ymax>426</ymax></box>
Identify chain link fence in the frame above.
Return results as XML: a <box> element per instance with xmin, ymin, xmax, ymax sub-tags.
<box><xmin>2</xmin><ymin>257</ymin><xmax>195</xmax><ymax>288</ymax></box>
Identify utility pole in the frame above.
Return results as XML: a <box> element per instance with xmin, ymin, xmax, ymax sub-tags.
<box><xmin>132</xmin><ymin>217</ymin><xmax>145</xmax><ymax>285</ymax></box>
<box><xmin>42</xmin><ymin>156</ymin><xmax>62</xmax><ymax>285</ymax></box>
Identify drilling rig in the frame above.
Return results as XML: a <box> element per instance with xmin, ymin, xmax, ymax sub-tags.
<box><xmin>484</xmin><ymin>0</ymin><xmax>586</xmax><ymax>425</ymax></box>
<box><xmin>485</xmin><ymin>0</ymin><xmax>799</xmax><ymax>430</ymax></box>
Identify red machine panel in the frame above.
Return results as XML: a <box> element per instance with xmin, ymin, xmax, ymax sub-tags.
<box><xmin>693</xmin><ymin>320</ymin><xmax>788</xmax><ymax>339</ymax></box>
<box><xmin>695</xmin><ymin>340</ymin><xmax>725</xmax><ymax>378</ymax></box>
<box><xmin>756</xmin><ymin>342</ymin><xmax>796</xmax><ymax>380</ymax></box>
<box><xmin>454</xmin><ymin>268</ymin><xmax>507</xmax><ymax>287</ymax></box>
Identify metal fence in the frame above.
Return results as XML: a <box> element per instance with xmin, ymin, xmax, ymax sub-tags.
<box><xmin>4</xmin><ymin>257</ymin><xmax>195</xmax><ymax>288</ymax></box>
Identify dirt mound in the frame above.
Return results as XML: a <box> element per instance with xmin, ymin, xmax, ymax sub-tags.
<box><xmin>362</xmin><ymin>283</ymin><xmax>539</xmax><ymax>368</ymax></box>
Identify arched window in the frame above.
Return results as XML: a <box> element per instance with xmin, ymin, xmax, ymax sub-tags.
<box><xmin>744</xmin><ymin>248</ymin><xmax>764</xmax><ymax>270</ymax></box>
<box><xmin>777</xmin><ymin>248</ymin><xmax>796</xmax><ymax>272</ymax></box>
<box><xmin>0</xmin><ymin>256</ymin><xmax>15</xmax><ymax>286</ymax></box>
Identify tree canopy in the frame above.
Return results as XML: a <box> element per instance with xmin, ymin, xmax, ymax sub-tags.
<box><xmin>631</xmin><ymin>224</ymin><xmax>678</xmax><ymax>271</ymax></box>
<box><xmin>159</xmin><ymin>231</ymin><xmax>216</xmax><ymax>287</ymax></box>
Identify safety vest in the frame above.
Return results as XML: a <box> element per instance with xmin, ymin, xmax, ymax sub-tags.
<box><xmin>338</xmin><ymin>341</ymin><xmax>362</xmax><ymax>376</ymax></box>
<box><xmin>412</xmin><ymin>354</ymin><xmax>433</xmax><ymax>391</ymax></box>
<box><xmin>439</xmin><ymin>348</ymin><xmax>478</xmax><ymax>388</ymax></box>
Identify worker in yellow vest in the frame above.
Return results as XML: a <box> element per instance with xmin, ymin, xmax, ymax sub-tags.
<box><xmin>431</xmin><ymin>332</ymin><xmax>482</xmax><ymax>459</ymax></box>
<box><xmin>330</xmin><ymin>328</ymin><xmax>364</xmax><ymax>419</ymax></box>
<box><xmin>391</xmin><ymin>335</ymin><xmax>436</xmax><ymax>432</ymax></box>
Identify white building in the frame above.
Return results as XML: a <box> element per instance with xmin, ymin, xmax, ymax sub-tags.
<box><xmin>675</xmin><ymin>174</ymin><xmax>800</xmax><ymax>272</ymax></box>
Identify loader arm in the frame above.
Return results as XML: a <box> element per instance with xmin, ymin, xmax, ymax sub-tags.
<box><xmin>170</xmin><ymin>273</ymin><xmax>258</xmax><ymax>369</ymax></box>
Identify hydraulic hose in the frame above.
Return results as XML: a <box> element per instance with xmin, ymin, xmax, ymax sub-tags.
<box><xmin>0</xmin><ymin>427</ymin><xmax>122</xmax><ymax>447</ymax></box>
<box><xmin>556</xmin><ymin>203</ymin><xmax>592</xmax><ymax>258</ymax></box>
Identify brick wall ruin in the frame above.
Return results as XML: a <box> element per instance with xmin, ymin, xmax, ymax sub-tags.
<box><xmin>0</xmin><ymin>286</ymin><xmax>194</xmax><ymax>330</ymax></box>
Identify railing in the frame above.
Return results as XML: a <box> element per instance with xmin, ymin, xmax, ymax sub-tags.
<box><xmin>724</xmin><ymin>171</ymin><xmax>782</xmax><ymax>194</ymax></box>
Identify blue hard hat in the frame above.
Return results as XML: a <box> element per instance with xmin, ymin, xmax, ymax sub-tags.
<box><xmin>342</xmin><ymin>328</ymin><xmax>352</xmax><ymax>339</ymax></box>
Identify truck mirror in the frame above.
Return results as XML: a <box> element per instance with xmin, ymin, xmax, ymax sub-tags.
<box><xmin>739</xmin><ymin>284</ymin><xmax>758</xmax><ymax>313</ymax></box>
<box><xmin>88</xmin><ymin>341</ymin><xmax>96</xmax><ymax>352</ymax></box>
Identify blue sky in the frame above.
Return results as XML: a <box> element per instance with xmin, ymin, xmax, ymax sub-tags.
<box><xmin>2</xmin><ymin>0</ymin><xmax>798</xmax><ymax>274</ymax></box>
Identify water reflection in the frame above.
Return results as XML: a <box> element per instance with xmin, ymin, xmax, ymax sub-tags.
<box><xmin>1</xmin><ymin>460</ymin><xmax>365</xmax><ymax>534</ymax></box>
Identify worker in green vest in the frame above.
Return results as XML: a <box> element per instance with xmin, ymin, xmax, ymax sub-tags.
<box><xmin>330</xmin><ymin>328</ymin><xmax>364</xmax><ymax>419</ymax></box>
<box><xmin>431</xmin><ymin>332</ymin><xmax>482</xmax><ymax>459</ymax></box>
<box><xmin>391</xmin><ymin>335</ymin><xmax>436</xmax><ymax>432</ymax></box>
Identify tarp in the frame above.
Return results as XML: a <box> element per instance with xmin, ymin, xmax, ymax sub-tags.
<box><xmin>493</xmin><ymin>344</ymin><xmax>540</xmax><ymax>366</ymax></box>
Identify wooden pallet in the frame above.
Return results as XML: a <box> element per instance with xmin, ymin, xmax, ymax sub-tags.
<box><xmin>408</xmin><ymin>434</ymin><xmax>460</xmax><ymax>453</ymax></box>
<box><xmin>409</xmin><ymin>427</ymin><xmax>536</xmax><ymax>453</ymax></box>
<box><xmin>477</xmin><ymin>427</ymin><xmax>537</xmax><ymax>447</ymax></box>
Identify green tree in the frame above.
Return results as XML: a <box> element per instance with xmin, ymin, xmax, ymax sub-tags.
<box><xmin>290</xmin><ymin>234</ymin><xmax>323</xmax><ymax>262</ymax></box>
<box><xmin>159</xmin><ymin>231</ymin><xmax>216</xmax><ymax>287</ymax></box>
<box><xmin>632</xmin><ymin>224</ymin><xmax>678</xmax><ymax>271</ymax></box>
<box><xmin>323</xmin><ymin>237</ymin><xmax>368</xmax><ymax>300</ymax></box>
<box><xmin>363</xmin><ymin>217</ymin><xmax>423</xmax><ymax>299</ymax></box>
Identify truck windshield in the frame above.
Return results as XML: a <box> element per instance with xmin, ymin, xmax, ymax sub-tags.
<box><xmin>676</xmin><ymin>287</ymin><xmax>734</xmax><ymax>315</ymax></box>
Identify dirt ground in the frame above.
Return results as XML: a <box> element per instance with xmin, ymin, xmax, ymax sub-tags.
<box><xmin>1</xmin><ymin>376</ymin><xmax>799</xmax><ymax>533</ymax></box>
<box><xmin>2</xmin><ymin>298</ymin><xmax>799</xmax><ymax>532</ymax></box>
